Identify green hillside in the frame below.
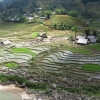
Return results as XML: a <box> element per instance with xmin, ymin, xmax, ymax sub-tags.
<box><xmin>50</xmin><ymin>15</ymin><xmax>83</xmax><ymax>26</ymax></box>
<box><xmin>0</xmin><ymin>0</ymin><xmax>100</xmax><ymax>19</ymax></box>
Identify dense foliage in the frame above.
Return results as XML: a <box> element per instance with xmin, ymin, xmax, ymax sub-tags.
<box><xmin>0</xmin><ymin>0</ymin><xmax>100</xmax><ymax>19</ymax></box>
<box><xmin>0</xmin><ymin>74</ymin><xmax>48</xmax><ymax>90</ymax></box>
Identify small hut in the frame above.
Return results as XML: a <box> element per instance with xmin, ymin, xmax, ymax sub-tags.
<box><xmin>0</xmin><ymin>39</ymin><xmax>11</xmax><ymax>45</ymax></box>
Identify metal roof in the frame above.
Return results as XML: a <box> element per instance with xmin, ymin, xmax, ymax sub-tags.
<box><xmin>76</xmin><ymin>35</ymin><xmax>86</xmax><ymax>39</ymax></box>
<box><xmin>77</xmin><ymin>38</ymin><xmax>88</xmax><ymax>44</ymax></box>
<box><xmin>2</xmin><ymin>40</ymin><xmax>11</xmax><ymax>45</ymax></box>
<box><xmin>90</xmin><ymin>38</ymin><xmax>97</xmax><ymax>43</ymax></box>
<box><xmin>87</xmin><ymin>36</ymin><xmax>95</xmax><ymax>39</ymax></box>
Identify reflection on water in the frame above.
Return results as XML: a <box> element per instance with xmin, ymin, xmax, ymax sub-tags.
<box><xmin>0</xmin><ymin>91</ymin><xmax>21</xmax><ymax>100</ymax></box>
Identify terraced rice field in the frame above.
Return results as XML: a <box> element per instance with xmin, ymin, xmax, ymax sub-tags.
<box><xmin>1</xmin><ymin>44</ymin><xmax>100</xmax><ymax>79</ymax></box>
<box><xmin>35</xmin><ymin>50</ymin><xmax>100</xmax><ymax>77</ymax></box>
<box><xmin>0</xmin><ymin>43</ymin><xmax>100</xmax><ymax>95</ymax></box>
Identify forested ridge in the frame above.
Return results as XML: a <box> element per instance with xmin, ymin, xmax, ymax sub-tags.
<box><xmin>0</xmin><ymin>0</ymin><xmax>100</xmax><ymax>18</ymax></box>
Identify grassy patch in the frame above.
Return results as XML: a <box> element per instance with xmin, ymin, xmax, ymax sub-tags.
<box><xmin>58</xmin><ymin>87</ymin><xmax>80</xmax><ymax>93</ymax></box>
<box><xmin>31</xmin><ymin>32</ymin><xmax>39</xmax><ymax>38</ymax></box>
<box><xmin>90</xmin><ymin>22</ymin><xmax>100</xmax><ymax>28</ymax></box>
<box><xmin>58</xmin><ymin>86</ymin><xmax>100</xmax><ymax>95</ymax></box>
<box><xmin>82</xmin><ymin>63</ymin><xmax>100</xmax><ymax>72</ymax></box>
<box><xmin>85</xmin><ymin>43</ymin><xmax>100</xmax><ymax>52</ymax></box>
<box><xmin>82</xmin><ymin>85</ymin><xmax>100</xmax><ymax>96</ymax></box>
<box><xmin>0</xmin><ymin>22</ymin><xmax>49</xmax><ymax>38</ymax></box>
<box><xmin>0</xmin><ymin>74</ymin><xmax>48</xmax><ymax>90</ymax></box>
<box><xmin>50</xmin><ymin>15</ymin><xmax>83</xmax><ymax>26</ymax></box>
<box><xmin>70</xmin><ymin>48</ymin><xmax>91</xmax><ymax>54</ymax></box>
<box><xmin>11</xmin><ymin>47</ymin><xmax>36</xmax><ymax>56</ymax></box>
<box><xmin>5</xmin><ymin>62</ymin><xmax>18</xmax><ymax>68</ymax></box>
<box><xmin>60</xmin><ymin>44</ymin><xmax>91</xmax><ymax>54</ymax></box>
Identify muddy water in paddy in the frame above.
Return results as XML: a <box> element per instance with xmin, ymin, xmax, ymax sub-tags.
<box><xmin>0</xmin><ymin>91</ymin><xmax>21</xmax><ymax>100</ymax></box>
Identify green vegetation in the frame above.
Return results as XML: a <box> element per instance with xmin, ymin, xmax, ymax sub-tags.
<box><xmin>0</xmin><ymin>0</ymin><xmax>100</xmax><ymax>97</ymax></box>
<box><xmin>0</xmin><ymin>21</ymin><xmax>50</xmax><ymax>39</ymax></box>
<box><xmin>71</xmin><ymin>48</ymin><xmax>91</xmax><ymax>54</ymax></box>
<box><xmin>55</xmin><ymin>8</ymin><xmax>67</xmax><ymax>15</ymax></box>
<box><xmin>60</xmin><ymin>45</ymin><xmax>91</xmax><ymax>54</ymax></box>
<box><xmin>50</xmin><ymin>15</ymin><xmax>83</xmax><ymax>26</ymax></box>
<box><xmin>82</xmin><ymin>64</ymin><xmax>100</xmax><ymax>72</ymax></box>
<box><xmin>58</xmin><ymin>85</ymin><xmax>100</xmax><ymax>95</ymax></box>
<box><xmin>11</xmin><ymin>47</ymin><xmax>36</xmax><ymax>56</ymax></box>
<box><xmin>1</xmin><ymin>0</ymin><xmax>100</xmax><ymax>20</ymax></box>
<box><xmin>85</xmin><ymin>43</ymin><xmax>100</xmax><ymax>52</ymax></box>
<box><xmin>19</xmin><ymin>16</ymin><xmax>28</xmax><ymax>23</ymax></box>
<box><xmin>90</xmin><ymin>22</ymin><xmax>100</xmax><ymax>28</ymax></box>
<box><xmin>32</xmin><ymin>32</ymin><xmax>39</xmax><ymax>38</ymax></box>
<box><xmin>68</xmin><ymin>10</ymin><xmax>78</xmax><ymax>18</ymax></box>
<box><xmin>5</xmin><ymin>62</ymin><xmax>18</xmax><ymax>68</ymax></box>
<box><xmin>58</xmin><ymin>87</ymin><xmax>80</xmax><ymax>93</ymax></box>
<box><xmin>0</xmin><ymin>74</ymin><xmax>48</xmax><ymax>90</ymax></box>
<box><xmin>82</xmin><ymin>85</ymin><xmax>100</xmax><ymax>96</ymax></box>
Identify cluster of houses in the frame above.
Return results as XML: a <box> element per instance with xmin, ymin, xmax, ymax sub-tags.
<box><xmin>0</xmin><ymin>35</ymin><xmax>97</xmax><ymax>46</ymax></box>
<box><xmin>9</xmin><ymin>14</ymin><xmax>34</xmax><ymax>22</ymax></box>
<box><xmin>9</xmin><ymin>14</ymin><xmax>46</xmax><ymax>22</ymax></box>
<box><xmin>9</xmin><ymin>6</ymin><xmax>56</xmax><ymax>22</ymax></box>
<box><xmin>75</xmin><ymin>35</ymin><xmax>97</xmax><ymax>44</ymax></box>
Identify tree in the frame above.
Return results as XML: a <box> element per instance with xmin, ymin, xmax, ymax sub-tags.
<box><xmin>69</xmin><ymin>35</ymin><xmax>74</xmax><ymax>42</ymax></box>
<box><xmin>54</xmin><ymin>24</ymin><xmax>57</xmax><ymax>30</ymax></box>
<box><xmin>64</xmin><ymin>24</ymin><xmax>67</xmax><ymax>30</ymax></box>
<box><xmin>71</xmin><ymin>26</ymin><xmax>78</xmax><ymax>38</ymax></box>
<box><xmin>41</xmin><ymin>10</ymin><xmax>52</xmax><ymax>19</ymax></box>
<box><xmin>85</xmin><ymin>28</ymin><xmax>90</xmax><ymax>37</ymax></box>
<box><xmin>68</xmin><ymin>10</ymin><xmax>78</xmax><ymax>17</ymax></box>
<box><xmin>19</xmin><ymin>8</ymin><xmax>25</xmax><ymax>14</ymax></box>
<box><xmin>1</xmin><ymin>16</ymin><xmax>5</xmax><ymax>22</ymax></box>
<box><xmin>19</xmin><ymin>16</ymin><xmax>28</xmax><ymax>23</ymax></box>
<box><xmin>46</xmin><ymin>13</ymin><xmax>50</xmax><ymax>19</ymax></box>
<box><xmin>46</xmin><ymin>11</ymin><xmax>51</xmax><ymax>19</ymax></box>
<box><xmin>55</xmin><ymin>8</ymin><xmax>67</xmax><ymax>15</ymax></box>
<box><xmin>97</xmin><ymin>35</ymin><xmax>100</xmax><ymax>43</ymax></box>
<box><xmin>44</xmin><ymin>4</ymin><xmax>51</xmax><ymax>10</ymax></box>
<box><xmin>93</xmin><ymin>30</ymin><xmax>97</xmax><ymax>37</ymax></box>
<box><xmin>61</xmin><ymin>22</ymin><xmax>64</xmax><ymax>27</ymax></box>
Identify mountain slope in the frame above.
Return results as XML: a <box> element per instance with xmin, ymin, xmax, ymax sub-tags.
<box><xmin>0</xmin><ymin>0</ymin><xmax>100</xmax><ymax>18</ymax></box>
<box><xmin>49</xmin><ymin>15</ymin><xmax>83</xmax><ymax>26</ymax></box>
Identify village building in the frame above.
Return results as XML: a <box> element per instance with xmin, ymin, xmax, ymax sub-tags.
<box><xmin>52</xmin><ymin>12</ymin><xmax>56</xmax><ymax>15</ymax></box>
<box><xmin>26</xmin><ymin>16</ymin><xmax>33</xmax><ymax>20</ymax></box>
<box><xmin>38</xmin><ymin>7</ymin><xmax>43</xmax><ymax>10</ymax></box>
<box><xmin>75</xmin><ymin>35</ymin><xmax>97</xmax><ymax>44</ymax></box>
<box><xmin>0</xmin><ymin>39</ymin><xmax>11</xmax><ymax>45</ymax></box>
<box><xmin>10</xmin><ymin>16</ymin><xmax>19</xmax><ymax>22</ymax></box>
<box><xmin>40</xmin><ymin>16</ymin><xmax>46</xmax><ymax>20</ymax></box>
<box><xmin>76</xmin><ymin>35</ymin><xmax>86</xmax><ymax>39</ymax></box>
<box><xmin>34</xmin><ymin>15</ymin><xmax>39</xmax><ymax>18</ymax></box>
<box><xmin>77</xmin><ymin>38</ymin><xmax>88</xmax><ymax>44</ymax></box>
<box><xmin>86</xmin><ymin>36</ymin><xmax>97</xmax><ymax>43</ymax></box>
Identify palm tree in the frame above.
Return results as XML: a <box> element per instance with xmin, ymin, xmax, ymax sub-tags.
<box><xmin>71</xmin><ymin>26</ymin><xmax>78</xmax><ymax>39</ymax></box>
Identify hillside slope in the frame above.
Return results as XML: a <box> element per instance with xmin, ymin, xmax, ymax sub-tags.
<box><xmin>0</xmin><ymin>0</ymin><xmax>100</xmax><ymax>18</ymax></box>
<box><xmin>50</xmin><ymin>15</ymin><xmax>83</xmax><ymax>26</ymax></box>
